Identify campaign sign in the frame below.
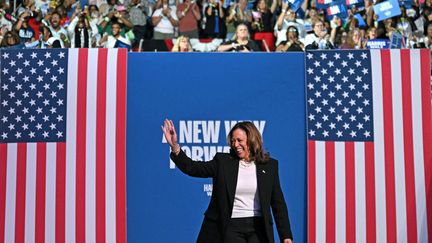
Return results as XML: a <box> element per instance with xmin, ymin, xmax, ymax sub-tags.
<box><xmin>373</xmin><ymin>0</ymin><xmax>402</xmax><ymax>21</ymax></box>
<box><xmin>326</xmin><ymin>3</ymin><xmax>348</xmax><ymax>18</ymax></box>
<box><xmin>287</xmin><ymin>0</ymin><xmax>304</xmax><ymax>12</ymax></box>
<box><xmin>390</xmin><ymin>31</ymin><xmax>404</xmax><ymax>48</ymax></box>
<box><xmin>354</xmin><ymin>13</ymin><xmax>367</xmax><ymax>26</ymax></box>
<box><xmin>316</xmin><ymin>0</ymin><xmax>336</xmax><ymax>9</ymax></box>
<box><xmin>346</xmin><ymin>0</ymin><xmax>364</xmax><ymax>6</ymax></box>
<box><xmin>366</xmin><ymin>39</ymin><xmax>390</xmax><ymax>48</ymax></box>
<box><xmin>126</xmin><ymin>53</ymin><xmax>307</xmax><ymax>243</ymax></box>
<box><xmin>399</xmin><ymin>0</ymin><xmax>413</xmax><ymax>8</ymax></box>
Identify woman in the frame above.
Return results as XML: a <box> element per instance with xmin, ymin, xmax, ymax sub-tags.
<box><xmin>276</xmin><ymin>26</ymin><xmax>303</xmax><ymax>51</ymax></box>
<box><xmin>225</xmin><ymin>0</ymin><xmax>252</xmax><ymax>39</ymax></box>
<box><xmin>162</xmin><ymin>119</ymin><xmax>293</xmax><ymax>243</ymax></box>
<box><xmin>0</xmin><ymin>31</ymin><xmax>22</xmax><ymax>48</ymax></box>
<box><xmin>340</xmin><ymin>28</ymin><xmax>365</xmax><ymax>49</ymax></box>
<box><xmin>151</xmin><ymin>0</ymin><xmax>178</xmax><ymax>40</ymax></box>
<box><xmin>217</xmin><ymin>23</ymin><xmax>261</xmax><ymax>52</ymax></box>
<box><xmin>251</xmin><ymin>0</ymin><xmax>276</xmax><ymax>33</ymax></box>
<box><xmin>171</xmin><ymin>35</ymin><xmax>193</xmax><ymax>51</ymax></box>
<box><xmin>203</xmin><ymin>0</ymin><xmax>226</xmax><ymax>39</ymax></box>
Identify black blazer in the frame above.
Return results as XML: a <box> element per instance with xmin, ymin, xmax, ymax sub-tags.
<box><xmin>170</xmin><ymin>150</ymin><xmax>293</xmax><ymax>243</ymax></box>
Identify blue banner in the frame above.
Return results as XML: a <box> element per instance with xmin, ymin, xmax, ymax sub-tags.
<box><xmin>326</xmin><ymin>3</ymin><xmax>348</xmax><ymax>18</ymax></box>
<box><xmin>287</xmin><ymin>0</ymin><xmax>304</xmax><ymax>12</ymax></box>
<box><xmin>126</xmin><ymin>53</ymin><xmax>307</xmax><ymax>243</ymax></box>
<box><xmin>366</xmin><ymin>39</ymin><xmax>390</xmax><ymax>48</ymax></box>
<box><xmin>373</xmin><ymin>0</ymin><xmax>402</xmax><ymax>21</ymax></box>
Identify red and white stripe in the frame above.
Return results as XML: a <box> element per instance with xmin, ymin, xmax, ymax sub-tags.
<box><xmin>0</xmin><ymin>48</ymin><xmax>127</xmax><ymax>243</ymax></box>
<box><xmin>308</xmin><ymin>49</ymin><xmax>432</xmax><ymax>243</ymax></box>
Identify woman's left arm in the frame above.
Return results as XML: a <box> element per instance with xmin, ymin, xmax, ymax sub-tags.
<box><xmin>270</xmin><ymin>160</ymin><xmax>293</xmax><ymax>242</ymax></box>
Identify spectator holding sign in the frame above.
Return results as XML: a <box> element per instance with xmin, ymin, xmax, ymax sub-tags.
<box><xmin>162</xmin><ymin>119</ymin><xmax>294</xmax><ymax>243</ymax></box>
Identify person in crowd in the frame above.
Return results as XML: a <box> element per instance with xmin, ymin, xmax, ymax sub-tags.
<box><xmin>251</xmin><ymin>0</ymin><xmax>277</xmax><ymax>33</ymax></box>
<box><xmin>128</xmin><ymin>0</ymin><xmax>148</xmax><ymax>46</ymax></box>
<box><xmin>0</xmin><ymin>30</ymin><xmax>22</xmax><ymax>48</ymax></box>
<box><xmin>203</xmin><ymin>0</ymin><xmax>226</xmax><ymax>38</ymax></box>
<box><xmin>276</xmin><ymin>25</ymin><xmax>304</xmax><ymax>51</ymax></box>
<box><xmin>99</xmin><ymin>4</ymin><xmax>134</xmax><ymax>41</ymax></box>
<box><xmin>67</xmin><ymin>7</ymin><xmax>97</xmax><ymax>47</ymax></box>
<box><xmin>409</xmin><ymin>23</ymin><xmax>432</xmax><ymax>48</ymax></box>
<box><xmin>304</xmin><ymin>19</ymin><xmax>333</xmax><ymax>49</ymax></box>
<box><xmin>340</xmin><ymin>28</ymin><xmax>365</xmax><ymax>49</ymax></box>
<box><xmin>329</xmin><ymin>15</ymin><xmax>345</xmax><ymax>47</ymax></box>
<box><xmin>15</xmin><ymin>0</ymin><xmax>34</xmax><ymax>19</ymax></box>
<box><xmin>55</xmin><ymin>5</ymin><xmax>70</xmax><ymax>27</ymax></box>
<box><xmin>226</xmin><ymin>0</ymin><xmax>252</xmax><ymax>39</ymax></box>
<box><xmin>38</xmin><ymin>24</ymin><xmax>60</xmax><ymax>48</ymax></box>
<box><xmin>152</xmin><ymin>0</ymin><xmax>178</xmax><ymax>39</ymax></box>
<box><xmin>0</xmin><ymin>9</ymin><xmax>13</xmax><ymax>32</ymax></box>
<box><xmin>45</xmin><ymin>36</ymin><xmax>63</xmax><ymax>47</ymax></box>
<box><xmin>176</xmin><ymin>0</ymin><xmax>201</xmax><ymax>38</ymax></box>
<box><xmin>14</xmin><ymin>10</ymin><xmax>36</xmax><ymax>45</ymax></box>
<box><xmin>217</xmin><ymin>23</ymin><xmax>261</xmax><ymax>51</ymax></box>
<box><xmin>274</xmin><ymin>3</ymin><xmax>305</xmax><ymax>46</ymax></box>
<box><xmin>162</xmin><ymin>119</ymin><xmax>293</xmax><ymax>243</ymax></box>
<box><xmin>99</xmin><ymin>21</ymin><xmax>131</xmax><ymax>47</ymax></box>
<box><xmin>171</xmin><ymin>35</ymin><xmax>193</xmax><ymax>51</ymax></box>
<box><xmin>46</xmin><ymin>11</ymin><xmax>70</xmax><ymax>47</ymax></box>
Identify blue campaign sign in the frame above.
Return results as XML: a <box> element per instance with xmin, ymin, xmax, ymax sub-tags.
<box><xmin>366</xmin><ymin>39</ymin><xmax>390</xmax><ymax>48</ymax></box>
<box><xmin>316</xmin><ymin>0</ymin><xmax>337</xmax><ymax>9</ymax></box>
<box><xmin>390</xmin><ymin>31</ymin><xmax>404</xmax><ymax>48</ymax></box>
<box><xmin>326</xmin><ymin>3</ymin><xmax>348</xmax><ymax>18</ymax></box>
<box><xmin>373</xmin><ymin>0</ymin><xmax>402</xmax><ymax>21</ymax></box>
<box><xmin>399</xmin><ymin>0</ymin><xmax>413</xmax><ymax>7</ymax></box>
<box><xmin>346</xmin><ymin>0</ymin><xmax>364</xmax><ymax>6</ymax></box>
<box><xmin>287</xmin><ymin>0</ymin><xmax>304</xmax><ymax>12</ymax></box>
<box><xmin>354</xmin><ymin>13</ymin><xmax>367</xmax><ymax>26</ymax></box>
<box><xmin>126</xmin><ymin>53</ymin><xmax>307</xmax><ymax>243</ymax></box>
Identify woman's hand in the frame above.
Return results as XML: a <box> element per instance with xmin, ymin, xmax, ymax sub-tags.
<box><xmin>162</xmin><ymin>119</ymin><xmax>179</xmax><ymax>152</ymax></box>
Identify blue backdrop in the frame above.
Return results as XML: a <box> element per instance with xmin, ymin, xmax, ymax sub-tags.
<box><xmin>126</xmin><ymin>53</ymin><xmax>307</xmax><ymax>242</ymax></box>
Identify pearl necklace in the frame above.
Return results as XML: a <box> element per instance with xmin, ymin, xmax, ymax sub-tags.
<box><xmin>239</xmin><ymin>160</ymin><xmax>254</xmax><ymax>168</ymax></box>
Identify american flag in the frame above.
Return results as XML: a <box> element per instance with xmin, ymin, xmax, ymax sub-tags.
<box><xmin>306</xmin><ymin>49</ymin><xmax>432</xmax><ymax>243</ymax></box>
<box><xmin>0</xmin><ymin>49</ymin><xmax>127</xmax><ymax>243</ymax></box>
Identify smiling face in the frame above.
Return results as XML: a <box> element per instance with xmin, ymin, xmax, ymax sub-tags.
<box><xmin>230</xmin><ymin>128</ymin><xmax>250</xmax><ymax>161</ymax></box>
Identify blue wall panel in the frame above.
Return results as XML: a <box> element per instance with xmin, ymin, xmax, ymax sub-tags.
<box><xmin>126</xmin><ymin>53</ymin><xmax>306</xmax><ymax>242</ymax></box>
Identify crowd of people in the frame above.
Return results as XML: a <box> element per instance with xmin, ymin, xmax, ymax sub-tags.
<box><xmin>0</xmin><ymin>0</ymin><xmax>431</xmax><ymax>51</ymax></box>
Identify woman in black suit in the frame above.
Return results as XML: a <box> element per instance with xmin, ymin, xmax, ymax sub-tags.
<box><xmin>162</xmin><ymin>119</ymin><xmax>293</xmax><ymax>243</ymax></box>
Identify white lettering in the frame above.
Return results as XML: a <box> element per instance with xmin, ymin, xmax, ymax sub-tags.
<box><xmin>179</xmin><ymin>120</ymin><xmax>192</xmax><ymax>143</ymax></box>
<box><xmin>201</xmin><ymin>120</ymin><xmax>220</xmax><ymax>143</ymax></box>
<box><xmin>224</xmin><ymin>120</ymin><xmax>238</xmax><ymax>136</ymax></box>
<box><xmin>253</xmin><ymin>120</ymin><xmax>266</xmax><ymax>135</ymax></box>
<box><xmin>379</xmin><ymin>2</ymin><xmax>393</xmax><ymax>12</ymax></box>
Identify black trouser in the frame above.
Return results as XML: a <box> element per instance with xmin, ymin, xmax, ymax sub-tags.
<box><xmin>225</xmin><ymin>217</ymin><xmax>268</xmax><ymax>243</ymax></box>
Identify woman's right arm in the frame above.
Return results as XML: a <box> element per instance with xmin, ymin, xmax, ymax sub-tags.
<box><xmin>162</xmin><ymin>119</ymin><xmax>217</xmax><ymax>178</ymax></box>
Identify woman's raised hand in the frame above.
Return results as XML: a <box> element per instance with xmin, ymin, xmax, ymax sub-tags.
<box><xmin>162</xmin><ymin>119</ymin><xmax>179</xmax><ymax>151</ymax></box>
